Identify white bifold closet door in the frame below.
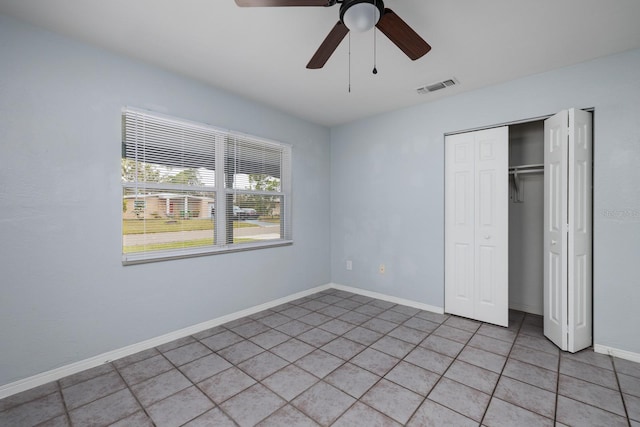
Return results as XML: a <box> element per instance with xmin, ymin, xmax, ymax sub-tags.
<box><xmin>445</xmin><ymin>127</ymin><xmax>509</xmax><ymax>327</ymax></box>
<box><xmin>544</xmin><ymin>108</ymin><xmax>593</xmax><ymax>352</ymax></box>
<box><xmin>445</xmin><ymin>109</ymin><xmax>592</xmax><ymax>343</ymax></box>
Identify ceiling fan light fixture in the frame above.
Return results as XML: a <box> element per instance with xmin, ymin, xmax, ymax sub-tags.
<box><xmin>340</xmin><ymin>0</ymin><xmax>384</xmax><ymax>32</ymax></box>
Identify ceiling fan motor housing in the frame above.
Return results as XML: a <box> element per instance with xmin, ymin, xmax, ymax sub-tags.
<box><xmin>340</xmin><ymin>0</ymin><xmax>385</xmax><ymax>32</ymax></box>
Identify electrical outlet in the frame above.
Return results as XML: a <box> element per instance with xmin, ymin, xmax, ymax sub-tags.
<box><xmin>379</xmin><ymin>264</ymin><xmax>385</xmax><ymax>274</ymax></box>
<box><xmin>346</xmin><ymin>260</ymin><xmax>353</xmax><ymax>271</ymax></box>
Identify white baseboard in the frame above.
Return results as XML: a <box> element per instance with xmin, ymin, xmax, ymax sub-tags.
<box><xmin>329</xmin><ymin>283</ymin><xmax>444</xmax><ymax>314</ymax></box>
<box><xmin>0</xmin><ymin>283</ymin><xmax>331</xmax><ymax>400</ymax></box>
<box><xmin>594</xmin><ymin>344</ymin><xmax>640</xmax><ymax>364</ymax></box>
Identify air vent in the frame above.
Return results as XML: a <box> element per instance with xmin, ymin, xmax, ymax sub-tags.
<box><xmin>416</xmin><ymin>78</ymin><xmax>457</xmax><ymax>94</ymax></box>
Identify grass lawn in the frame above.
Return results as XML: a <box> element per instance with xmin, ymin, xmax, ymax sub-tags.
<box><xmin>123</xmin><ymin>218</ymin><xmax>257</xmax><ymax>234</ymax></box>
<box><xmin>259</xmin><ymin>217</ymin><xmax>281</xmax><ymax>224</ymax></box>
<box><xmin>123</xmin><ymin>238</ymin><xmax>214</xmax><ymax>253</ymax></box>
<box><xmin>123</xmin><ymin>237</ymin><xmax>259</xmax><ymax>253</ymax></box>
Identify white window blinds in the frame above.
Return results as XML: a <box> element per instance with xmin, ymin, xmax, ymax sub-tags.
<box><xmin>123</xmin><ymin>110</ymin><xmax>219</xmax><ymax>184</ymax></box>
<box><xmin>122</xmin><ymin>107</ymin><xmax>292</xmax><ymax>264</ymax></box>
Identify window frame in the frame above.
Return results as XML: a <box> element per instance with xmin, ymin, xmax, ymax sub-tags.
<box><xmin>121</xmin><ymin>107</ymin><xmax>292</xmax><ymax>265</ymax></box>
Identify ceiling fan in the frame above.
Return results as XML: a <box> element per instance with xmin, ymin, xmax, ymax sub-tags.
<box><xmin>235</xmin><ymin>0</ymin><xmax>431</xmax><ymax>69</ymax></box>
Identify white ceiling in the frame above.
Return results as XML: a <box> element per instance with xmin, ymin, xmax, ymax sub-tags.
<box><xmin>2</xmin><ymin>0</ymin><xmax>640</xmax><ymax>127</ymax></box>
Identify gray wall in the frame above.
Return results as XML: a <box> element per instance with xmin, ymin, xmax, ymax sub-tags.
<box><xmin>0</xmin><ymin>15</ymin><xmax>331</xmax><ymax>387</ymax></box>
<box><xmin>331</xmin><ymin>49</ymin><xmax>640</xmax><ymax>354</ymax></box>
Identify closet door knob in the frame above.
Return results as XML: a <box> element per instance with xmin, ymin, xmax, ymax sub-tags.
<box><xmin>551</xmin><ymin>239</ymin><xmax>557</xmax><ymax>245</ymax></box>
<box><xmin>484</xmin><ymin>235</ymin><xmax>491</xmax><ymax>240</ymax></box>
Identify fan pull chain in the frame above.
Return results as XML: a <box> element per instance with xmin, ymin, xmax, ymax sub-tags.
<box><xmin>373</xmin><ymin>28</ymin><xmax>377</xmax><ymax>74</ymax></box>
<box><xmin>373</xmin><ymin>0</ymin><xmax>378</xmax><ymax>74</ymax></box>
<box><xmin>348</xmin><ymin>32</ymin><xmax>351</xmax><ymax>93</ymax></box>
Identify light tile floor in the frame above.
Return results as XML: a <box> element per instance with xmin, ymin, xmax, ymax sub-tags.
<box><xmin>1</xmin><ymin>288</ymin><xmax>639</xmax><ymax>426</ymax></box>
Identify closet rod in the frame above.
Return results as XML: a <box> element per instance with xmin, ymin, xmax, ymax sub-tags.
<box><xmin>510</xmin><ymin>164</ymin><xmax>543</xmax><ymax>202</ymax></box>
<box><xmin>509</xmin><ymin>169</ymin><xmax>543</xmax><ymax>175</ymax></box>
<box><xmin>509</xmin><ymin>163</ymin><xmax>544</xmax><ymax>171</ymax></box>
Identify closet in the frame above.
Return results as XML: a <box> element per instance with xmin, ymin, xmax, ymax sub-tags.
<box><xmin>444</xmin><ymin>108</ymin><xmax>593</xmax><ymax>353</ymax></box>
<box><xmin>508</xmin><ymin>121</ymin><xmax>545</xmax><ymax>317</ymax></box>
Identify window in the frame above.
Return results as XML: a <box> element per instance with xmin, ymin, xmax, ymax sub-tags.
<box><xmin>122</xmin><ymin>107</ymin><xmax>292</xmax><ymax>264</ymax></box>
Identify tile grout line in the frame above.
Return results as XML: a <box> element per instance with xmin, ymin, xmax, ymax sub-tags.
<box><xmin>303</xmin><ymin>298</ymin><xmax>426</xmax><ymax>425</ymax></box>
<box><xmin>185</xmin><ymin>331</ymin><xmax>265</xmax><ymax>426</ymax></box>
<box><xmin>272</xmin><ymin>291</ymin><xmax>372</xmax><ymax>425</ymax></box>
<box><xmin>556</xmin><ymin>352</ymin><xmax>633</xmax><ymax>422</ymax></box>
<box><xmin>285</xmin><ymin>296</ymin><xmax>516</xmax><ymax>425</ymax></box>
<box><xmin>478</xmin><ymin>312</ymin><xmax>527</xmax><ymax>426</ymax></box>
<box><xmin>610</xmin><ymin>356</ymin><xmax>633</xmax><ymax>427</ymax></box>
<box><xmin>553</xmin><ymin>346</ymin><xmax>563</xmax><ymax>426</ymax></box>
<box><xmin>55</xmin><ymin>379</ymin><xmax>73</xmax><ymax>427</ymax></box>
<box><xmin>257</xmin><ymin>292</ymin><xmax>444</xmax><ymax>425</ymax></box>
<box><xmin>388</xmin><ymin>315</ymin><xmax>473</xmax><ymax>424</ymax></box>
<box><xmin>116</xmin><ymin>336</ymin><xmax>241</xmax><ymax>426</ymax></box>
<box><xmin>505</xmin><ymin>317</ymin><xmax>565</xmax><ymax>423</ymax></box>
<box><xmin>189</xmin><ymin>291</ymin><xmax>355</xmax><ymax>424</ymax></box>
<box><xmin>320</xmin><ymin>312</ymin><xmax>443</xmax><ymax>425</ymax></box>
<box><xmin>560</xmin><ymin>355</ymin><xmax>629</xmax><ymax>390</ymax></box>
<box><xmin>400</xmin><ymin>317</ymin><xmax>480</xmax><ymax>425</ymax></box>
<box><xmin>59</xmin><ymin>364</ymin><xmax>140</xmax><ymax>426</ymax></box>
<box><xmin>110</xmin><ymin>361</ymin><xmax>158</xmax><ymax>427</ymax></box>
<box><xmin>145</xmin><ymin>348</ymin><xmax>220</xmax><ymax>426</ymax></box>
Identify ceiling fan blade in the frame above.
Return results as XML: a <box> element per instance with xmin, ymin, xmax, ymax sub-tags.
<box><xmin>376</xmin><ymin>8</ymin><xmax>431</xmax><ymax>60</ymax></box>
<box><xmin>306</xmin><ymin>21</ymin><xmax>349</xmax><ymax>69</ymax></box>
<box><xmin>235</xmin><ymin>0</ymin><xmax>331</xmax><ymax>6</ymax></box>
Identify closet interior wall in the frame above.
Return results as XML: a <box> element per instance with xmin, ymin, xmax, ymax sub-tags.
<box><xmin>508</xmin><ymin>121</ymin><xmax>544</xmax><ymax>315</ymax></box>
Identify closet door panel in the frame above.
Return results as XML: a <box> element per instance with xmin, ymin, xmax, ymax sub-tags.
<box><xmin>454</xmin><ymin>243</ymin><xmax>473</xmax><ymax>302</ymax></box>
<box><xmin>567</xmin><ymin>108</ymin><xmax>593</xmax><ymax>352</ymax></box>
<box><xmin>544</xmin><ymin>110</ymin><xmax>569</xmax><ymax>350</ymax></box>
<box><xmin>549</xmin><ymin>250</ymin><xmax>563</xmax><ymax>324</ymax></box>
<box><xmin>445</xmin><ymin>133</ymin><xmax>475</xmax><ymax>318</ymax></box>
<box><xmin>544</xmin><ymin>108</ymin><xmax>593</xmax><ymax>353</ymax></box>
<box><xmin>446</xmin><ymin>127</ymin><xmax>508</xmax><ymax>327</ymax></box>
<box><xmin>474</xmin><ymin>128</ymin><xmax>509</xmax><ymax>326</ymax></box>
<box><xmin>547</xmin><ymin>161</ymin><xmax>565</xmax><ymax>327</ymax></box>
<box><xmin>478</xmin><ymin>245</ymin><xmax>495</xmax><ymax>302</ymax></box>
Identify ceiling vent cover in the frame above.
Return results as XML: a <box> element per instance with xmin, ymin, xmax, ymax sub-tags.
<box><xmin>417</xmin><ymin>78</ymin><xmax>457</xmax><ymax>94</ymax></box>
